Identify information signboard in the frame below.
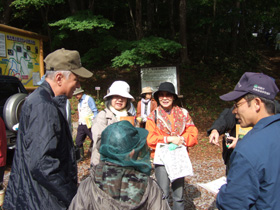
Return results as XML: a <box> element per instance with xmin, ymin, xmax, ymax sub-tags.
<box><xmin>0</xmin><ymin>24</ymin><xmax>47</xmax><ymax>90</ymax></box>
<box><xmin>140</xmin><ymin>66</ymin><xmax>179</xmax><ymax>94</ymax></box>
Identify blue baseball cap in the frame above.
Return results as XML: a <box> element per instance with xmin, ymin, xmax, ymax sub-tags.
<box><xmin>220</xmin><ymin>72</ymin><xmax>279</xmax><ymax>101</ymax></box>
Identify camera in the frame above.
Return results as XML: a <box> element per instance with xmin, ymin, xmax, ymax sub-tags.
<box><xmin>225</xmin><ymin>133</ymin><xmax>233</xmax><ymax>144</ymax></box>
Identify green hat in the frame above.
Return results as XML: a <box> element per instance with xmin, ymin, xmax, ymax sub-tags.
<box><xmin>44</xmin><ymin>48</ymin><xmax>93</xmax><ymax>78</ymax></box>
<box><xmin>99</xmin><ymin>121</ymin><xmax>152</xmax><ymax>175</ymax></box>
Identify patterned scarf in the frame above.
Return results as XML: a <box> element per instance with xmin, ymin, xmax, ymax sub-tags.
<box><xmin>148</xmin><ymin>106</ymin><xmax>194</xmax><ymax>136</ymax></box>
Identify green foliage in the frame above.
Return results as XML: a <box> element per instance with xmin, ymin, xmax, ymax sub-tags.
<box><xmin>82</xmin><ymin>35</ymin><xmax>120</xmax><ymax>67</ymax></box>
<box><xmin>93</xmin><ymin>99</ymin><xmax>105</xmax><ymax>111</ymax></box>
<box><xmin>49</xmin><ymin>11</ymin><xmax>114</xmax><ymax>31</ymax></box>
<box><xmin>12</xmin><ymin>0</ymin><xmax>64</xmax><ymax>9</ymax></box>
<box><xmin>112</xmin><ymin>36</ymin><xmax>182</xmax><ymax>67</ymax></box>
<box><xmin>49</xmin><ymin>30</ymin><xmax>69</xmax><ymax>49</ymax></box>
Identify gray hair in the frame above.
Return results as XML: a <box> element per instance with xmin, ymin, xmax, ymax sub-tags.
<box><xmin>45</xmin><ymin>70</ymin><xmax>72</xmax><ymax>80</ymax></box>
<box><xmin>244</xmin><ymin>94</ymin><xmax>276</xmax><ymax>114</ymax></box>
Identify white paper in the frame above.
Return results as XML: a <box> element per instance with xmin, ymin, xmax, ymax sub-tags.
<box><xmin>154</xmin><ymin>143</ymin><xmax>193</xmax><ymax>182</ymax></box>
<box><xmin>197</xmin><ymin>176</ymin><xmax>227</xmax><ymax>194</ymax></box>
<box><xmin>153</xmin><ymin>143</ymin><xmax>166</xmax><ymax>165</ymax></box>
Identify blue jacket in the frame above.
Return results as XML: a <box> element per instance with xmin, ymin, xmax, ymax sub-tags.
<box><xmin>216</xmin><ymin>114</ymin><xmax>280</xmax><ymax>210</ymax></box>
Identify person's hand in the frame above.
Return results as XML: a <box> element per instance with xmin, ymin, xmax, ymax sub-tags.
<box><xmin>209</xmin><ymin>129</ymin><xmax>220</xmax><ymax>146</ymax></box>
<box><xmin>136</xmin><ymin>117</ymin><xmax>142</xmax><ymax>123</ymax></box>
<box><xmin>167</xmin><ymin>136</ymin><xmax>184</xmax><ymax>145</ymax></box>
<box><xmin>227</xmin><ymin>136</ymin><xmax>238</xmax><ymax>149</ymax></box>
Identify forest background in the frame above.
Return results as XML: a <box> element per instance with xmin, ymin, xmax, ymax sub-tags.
<box><xmin>1</xmin><ymin>0</ymin><xmax>280</xmax><ymax>130</ymax></box>
<box><xmin>2</xmin><ymin>1</ymin><xmax>280</xmax><ymax>208</ymax></box>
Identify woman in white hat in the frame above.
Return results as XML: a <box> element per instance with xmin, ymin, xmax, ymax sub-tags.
<box><xmin>90</xmin><ymin>81</ymin><xmax>134</xmax><ymax>166</ymax></box>
<box><xmin>136</xmin><ymin>87</ymin><xmax>157</xmax><ymax>128</ymax></box>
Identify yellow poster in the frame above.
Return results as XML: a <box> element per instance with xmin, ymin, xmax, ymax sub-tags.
<box><xmin>236</xmin><ymin>124</ymin><xmax>252</xmax><ymax>139</ymax></box>
<box><xmin>0</xmin><ymin>24</ymin><xmax>46</xmax><ymax>90</ymax></box>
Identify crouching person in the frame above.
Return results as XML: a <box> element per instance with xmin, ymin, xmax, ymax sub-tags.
<box><xmin>69</xmin><ymin>120</ymin><xmax>171</xmax><ymax>210</ymax></box>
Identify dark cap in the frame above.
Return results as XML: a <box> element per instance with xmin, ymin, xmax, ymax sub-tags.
<box><xmin>44</xmin><ymin>48</ymin><xmax>93</xmax><ymax>78</ymax></box>
<box><xmin>220</xmin><ymin>72</ymin><xmax>279</xmax><ymax>101</ymax></box>
<box><xmin>154</xmin><ymin>82</ymin><xmax>178</xmax><ymax>101</ymax></box>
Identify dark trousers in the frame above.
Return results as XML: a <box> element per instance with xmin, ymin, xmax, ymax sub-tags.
<box><xmin>75</xmin><ymin>124</ymin><xmax>93</xmax><ymax>148</ymax></box>
<box><xmin>155</xmin><ymin>165</ymin><xmax>184</xmax><ymax>210</ymax></box>
<box><xmin>0</xmin><ymin>166</ymin><xmax>5</xmax><ymax>183</ymax></box>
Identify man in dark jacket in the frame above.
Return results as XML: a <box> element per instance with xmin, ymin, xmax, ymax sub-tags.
<box><xmin>3</xmin><ymin>48</ymin><xmax>93</xmax><ymax>210</ymax></box>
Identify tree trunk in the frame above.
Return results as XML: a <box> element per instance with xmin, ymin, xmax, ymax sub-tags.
<box><xmin>68</xmin><ymin>0</ymin><xmax>78</xmax><ymax>14</ymax></box>
<box><xmin>147</xmin><ymin>0</ymin><xmax>154</xmax><ymax>34</ymax></box>
<box><xmin>204</xmin><ymin>0</ymin><xmax>217</xmax><ymax>58</ymax></box>
<box><xmin>230</xmin><ymin>0</ymin><xmax>240</xmax><ymax>55</ymax></box>
<box><xmin>179</xmin><ymin>0</ymin><xmax>190</xmax><ymax>64</ymax></box>
<box><xmin>169</xmin><ymin>0</ymin><xmax>175</xmax><ymax>38</ymax></box>
<box><xmin>128</xmin><ymin>0</ymin><xmax>137</xmax><ymax>39</ymax></box>
<box><xmin>1</xmin><ymin>0</ymin><xmax>13</xmax><ymax>24</ymax></box>
<box><xmin>40</xmin><ymin>6</ymin><xmax>52</xmax><ymax>52</ymax></box>
<box><xmin>135</xmin><ymin>0</ymin><xmax>143</xmax><ymax>40</ymax></box>
<box><xmin>239</xmin><ymin>1</ymin><xmax>249</xmax><ymax>47</ymax></box>
<box><xmin>88</xmin><ymin>0</ymin><xmax>95</xmax><ymax>12</ymax></box>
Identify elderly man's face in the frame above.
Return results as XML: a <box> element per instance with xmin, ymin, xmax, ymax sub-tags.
<box><xmin>232</xmin><ymin>97</ymin><xmax>256</xmax><ymax>128</ymax></box>
<box><xmin>62</xmin><ymin>73</ymin><xmax>80</xmax><ymax>99</ymax></box>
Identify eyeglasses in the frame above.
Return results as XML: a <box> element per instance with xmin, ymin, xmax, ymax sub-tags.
<box><xmin>233</xmin><ymin>99</ymin><xmax>253</xmax><ymax>109</ymax></box>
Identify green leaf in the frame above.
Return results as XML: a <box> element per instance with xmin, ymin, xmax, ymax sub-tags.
<box><xmin>49</xmin><ymin>11</ymin><xmax>114</xmax><ymax>31</ymax></box>
<box><xmin>111</xmin><ymin>36</ymin><xmax>181</xmax><ymax>67</ymax></box>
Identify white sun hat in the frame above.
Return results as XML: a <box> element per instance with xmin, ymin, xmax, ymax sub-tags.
<box><xmin>104</xmin><ymin>81</ymin><xmax>134</xmax><ymax>100</ymax></box>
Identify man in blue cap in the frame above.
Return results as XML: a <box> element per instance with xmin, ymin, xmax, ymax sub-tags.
<box><xmin>216</xmin><ymin>72</ymin><xmax>280</xmax><ymax>209</ymax></box>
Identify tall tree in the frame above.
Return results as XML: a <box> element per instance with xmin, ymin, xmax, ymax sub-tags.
<box><xmin>1</xmin><ymin>0</ymin><xmax>13</xmax><ymax>24</ymax></box>
<box><xmin>128</xmin><ymin>0</ymin><xmax>143</xmax><ymax>40</ymax></box>
<box><xmin>146</xmin><ymin>0</ymin><xmax>154</xmax><ymax>34</ymax></box>
<box><xmin>135</xmin><ymin>0</ymin><xmax>143</xmax><ymax>39</ymax></box>
<box><xmin>68</xmin><ymin>0</ymin><xmax>78</xmax><ymax>14</ymax></box>
<box><xmin>230</xmin><ymin>0</ymin><xmax>240</xmax><ymax>54</ymax></box>
<box><xmin>179</xmin><ymin>0</ymin><xmax>190</xmax><ymax>64</ymax></box>
<box><xmin>169</xmin><ymin>0</ymin><xmax>175</xmax><ymax>38</ymax></box>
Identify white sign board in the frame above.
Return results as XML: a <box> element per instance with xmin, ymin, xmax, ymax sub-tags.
<box><xmin>141</xmin><ymin>66</ymin><xmax>178</xmax><ymax>94</ymax></box>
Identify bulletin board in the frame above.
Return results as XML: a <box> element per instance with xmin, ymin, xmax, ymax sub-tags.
<box><xmin>140</xmin><ymin>66</ymin><xmax>180</xmax><ymax>94</ymax></box>
<box><xmin>0</xmin><ymin>24</ymin><xmax>47</xmax><ymax>90</ymax></box>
